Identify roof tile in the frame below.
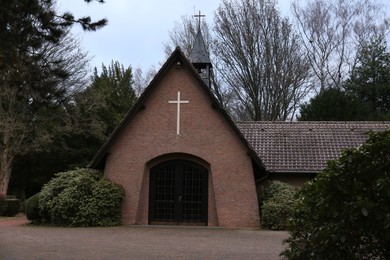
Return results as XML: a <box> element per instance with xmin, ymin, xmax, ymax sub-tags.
<box><xmin>237</xmin><ymin>121</ymin><xmax>390</xmax><ymax>173</ymax></box>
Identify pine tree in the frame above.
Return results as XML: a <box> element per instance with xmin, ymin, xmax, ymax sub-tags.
<box><xmin>76</xmin><ymin>61</ymin><xmax>137</xmax><ymax>137</ymax></box>
<box><xmin>0</xmin><ymin>0</ymin><xmax>106</xmax><ymax>197</ymax></box>
<box><xmin>298</xmin><ymin>88</ymin><xmax>370</xmax><ymax>121</ymax></box>
<box><xmin>344</xmin><ymin>37</ymin><xmax>390</xmax><ymax>120</ymax></box>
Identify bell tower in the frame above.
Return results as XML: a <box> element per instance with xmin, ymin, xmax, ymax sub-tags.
<box><xmin>189</xmin><ymin>11</ymin><xmax>212</xmax><ymax>87</ymax></box>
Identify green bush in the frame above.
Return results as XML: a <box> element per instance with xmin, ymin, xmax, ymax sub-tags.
<box><xmin>282</xmin><ymin>129</ymin><xmax>390</xmax><ymax>259</ymax></box>
<box><xmin>25</xmin><ymin>193</ymin><xmax>41</xmax><ymax>222</ymax></box>
<box><xmin>259</xmin><ymin>181</ymin><xmax>297</xmax><ymax>202</ymax></box>
<box><xmin>259</xmin><ymin>181</ymin><xmax>298</xmax><ymax>230</ymax></box>
<box><xmin>39</xmin><ymin>168</ymin><xmax>125</xmax><ymax>227</ymax></box>
<box><xmin>77</xmin><ymin>179</ymin><xmax>125</xmax><ymax>226</ymax></box>
<box><xmin>3</xmin><ymin>199</ymin><xmax>20</xmax><ymax>216</ymax></box>
<box><xmin>39</xmin><ymin>168</ymin><xmax>99</xmax><ymax>223</ymax></box>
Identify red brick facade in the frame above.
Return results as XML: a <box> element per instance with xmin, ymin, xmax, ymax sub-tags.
<box><xmin>98</xmin><ymin>51</ymin><xmax>260</xmax><ymax>228</ymax></box>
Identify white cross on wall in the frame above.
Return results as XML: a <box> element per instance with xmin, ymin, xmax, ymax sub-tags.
<box><xmin>168</xmin><ymin>91</ymin><xmax>189</xmax><ymax>135</ymax></box>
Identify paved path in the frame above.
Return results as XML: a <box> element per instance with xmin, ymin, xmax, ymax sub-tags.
<box><xmin>0</xmin><ymin>218</ymin><xmax>289</xmax><ymax>259</ymax></box>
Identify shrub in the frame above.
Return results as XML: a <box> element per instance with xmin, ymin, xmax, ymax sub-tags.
<box><xmin>25</xmin><ymin>193</ymin><xmax>41</xmax><ymax>222</ymax></box>
<box><xmin>3</xmin><ymin>199</ymin><xmax>20</xmax><ymax>216</ymax></box>
<box><xmin>78</xmin><ymin>179</ymin><xmax>125</xmax><ymax>226</ymax></box>
<box><xmin>282</xmin><ymin>129</ymin><xmax>390</xmax><ymax>259</ymax></box>
<box><xmin>259</xmin><ymin>181</ymin><xmax>298</xmax><ymax>230</ymax></box>
<box><xmin>0</xmin><ymin>196</ymin><xmax>21</xmax><ymax>217</ymax></box>
<box><xmin>39</xmin><ymin>168</ymin><xmax>124</xmax><ymax>227</ymax></box>
<box><xmin>39</xmin><ymin>168</ymin><xmax>100</xmax><ymax>223</ymax></box>
<box><xmin>259</xmin><ymin>181</ymin><xmax>297</xmax><ymax>202</ymax></box>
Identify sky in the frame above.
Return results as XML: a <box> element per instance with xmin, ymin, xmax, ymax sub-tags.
<box><xmin>58</xmin><ymin>0</ymin><xmax>291</xmax><ymax>72</ymax></box>
<box><xmin>58</xmin><ymin>0</ymin><xmax>389</xmax><ymax>74</ymax></box>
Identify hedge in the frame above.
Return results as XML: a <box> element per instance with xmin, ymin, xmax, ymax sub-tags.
<box><xmin>0</xmin><ymin>196</ymin><xmax>21</xmax><ymax>217</ymax></box>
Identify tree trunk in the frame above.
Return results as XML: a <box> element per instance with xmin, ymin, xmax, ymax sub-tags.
<box><xmin>0</xmin><ymin>149</ymin><xmax>12</xmax><ymax>197</ymax></box>
<box><xmin>0</xmin><ymin>121</ymin><xmax>13</xmax><ymax>197</ymax></box>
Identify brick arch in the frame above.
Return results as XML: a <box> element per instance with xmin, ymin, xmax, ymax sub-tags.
<box><xmin>146</xmin><ymin>152</ymin><xmax>210</xmax><ymax>170</ymax></box>
<box><xmin>135</xmin><ymin>153</ymin><xmax>218</xmax><ymax>226</ymax></box>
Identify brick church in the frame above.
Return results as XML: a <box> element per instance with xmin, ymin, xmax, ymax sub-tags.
<box><xmin>90</xmin><ymin>29</ymin><xmax>389</xmax><ymax>228</ymax></box>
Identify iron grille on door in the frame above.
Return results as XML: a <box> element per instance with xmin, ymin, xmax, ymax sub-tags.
<box><xmin>149</xmin><ymin>160</ymin><xmax>208</xmax><ymax>225</ymax></box>
<box><xmin>154</xmin><ymin>164</ymin><xmax>175</xmax><ymax>222</ymax></box>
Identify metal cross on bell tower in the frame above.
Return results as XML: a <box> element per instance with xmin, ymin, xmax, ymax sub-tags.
<box><xmin>194</xmin><ymin>11</ymin><xmax>205</xmax><ymax>32</ymax></box>
<box><xmin>189</xmin><ymin>11</ymin><xmax>213</xmax><ymax>87</ymax></box>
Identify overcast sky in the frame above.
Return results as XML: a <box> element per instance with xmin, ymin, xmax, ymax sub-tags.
<box><xmin>58</xmin><ymin>0</ymin><xmax>389</xmax><ymax>74</ymax></box>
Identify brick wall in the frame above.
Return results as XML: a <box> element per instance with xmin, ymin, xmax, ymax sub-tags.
<box><xmin>103</xmin><ymin>61</ymin><xmax>260</xmax><ymax>228</ymax></box>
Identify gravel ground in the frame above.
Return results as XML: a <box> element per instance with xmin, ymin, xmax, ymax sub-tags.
<box><xmin>0</xmin><ymin>218</ymin><xmax>289</xmax><ymax>260</ymax></box>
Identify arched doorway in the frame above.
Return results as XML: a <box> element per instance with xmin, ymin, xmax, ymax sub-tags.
<box><xmin>149</xmin><ymin>160</ymin><xmax>208</xmax><ymax>225</ymax></box>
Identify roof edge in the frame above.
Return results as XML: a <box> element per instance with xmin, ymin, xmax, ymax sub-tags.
<box><xmin>89</xmin><ymin>47</ymin><xmax>266</xmax><ymax>171</ymax></box>
<box><xmin>89</xmin><ymin>47</ymin><xmax>187</xmax><ymax>168</ymax></box>
<box><xmin>237</xmin><ymin>121</ymin><xmax>390</xmax><ymax>124</ymax></box>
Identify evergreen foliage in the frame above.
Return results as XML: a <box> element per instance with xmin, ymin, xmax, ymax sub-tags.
<box><xmin>38</xmin><ymin>168</ymin><xmax>124</xmax><ymax>227</ymax></box>
<box><xmin>299</xmin><ymin>37</ymin><xmax>390</xmax><ymax>121</ymax></box>
<box><xmin>0</xmin><ymin>0</ymin><xmax>106</xmax><ymax>197</ymax></box>
<box><xmin>76</xmin><ymin>61</ymin><xmax>137</xmax><ymax>136</ymax></box>
<box><xmin>0</xmin><ymin>196</ymin><xmax>20</xmax><ymax>217</ymax></box>
<box><xmin>259</xmin><ymin>181</ymin><xmax>298</xmax><ymax>230</ymax></box>
<box><xmin>8</xmin><ymin>61</ymin><xmax>136</xmax><ymax>198</ymax></box>
<box><xmin>1</xmin><ymin>199</ymin><xmax>20</xmax><ymax>217</ymax></box>
<box><xmin>344</xmin><ymin>37</ymin><xmax>390</xmax><ymax>120</ymax></box>
<box><xmin>298</xmin><ymin>88</ymin><xmax>370</xmax><ymax>121</ymax></box>
<box><xmin>282</xmin><ymin>129</ymin><xmax>390</xmax><ymax>259</ymax></box>
<box><xmin>25</xmin><ymin>193</ymin><xmax>41</xmax><ymax>222</ymax></box>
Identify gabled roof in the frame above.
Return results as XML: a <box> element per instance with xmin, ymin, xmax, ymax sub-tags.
<box><xmin>237</xmin><ymin>121</ymin><xmax>390</xmax><ymax>173</ymax></box>
<box><xmin>89</xmin><ymin>47</ymin><xmax>264</xmax><ymax>170</ymax></box>
<box><xmin>189</xmin><ymin>30</ymin><xmax>211</xmax><ymax>65</ymax></box>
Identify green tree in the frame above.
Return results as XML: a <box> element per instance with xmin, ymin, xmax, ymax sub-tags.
<box><xmin>0</xmin><ymin>0</ymin><xmax>106</xmax><ymax>197</ymax></box>
<box><xmin>60</xmin><ymin>61</ymin><xmax>137</xmax><ymax>168</ymax></box>
<box><xmin>298</xmin><ymin>88</ymin><xmax>370</xmax><ymax>121</ymax></box>
<box><xmin>344</xmin><ymin>37</ymin><xmax>390</xmax><ymax>120</ymax></box>
<box><xmin>75</xmin><ymin>61</ymin><xmax>137</xmax><ymax>137</ymax></box>
<box><xmin>282</xmin><ymin>129</ymin><xmax>390</xmax><ymax>259</ymax></box>
<box><xmin>9</xmin><ymin>61</ymin><xmax>137</xmax><ymax>198</ymax></box>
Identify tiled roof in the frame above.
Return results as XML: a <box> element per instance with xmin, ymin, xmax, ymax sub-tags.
<box><xmin>237</xmin><ymin>121</ymin><xmax>390</xmax><ymax>173</ymax></box>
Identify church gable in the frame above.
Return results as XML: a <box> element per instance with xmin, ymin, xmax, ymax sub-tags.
<box><xmin>109</xmin><ymin>52</ymin><xmax>246</xmax><ymax>158</ymax></box>
<box><xmin>90</xmin><ymin>48</ymin><xmax>262</xmax><ymax>228</ymax></box>
<box><xmin>90</xmin><ymin>48</ymin><xmax>261</xmax><ymax>170</ymax></box>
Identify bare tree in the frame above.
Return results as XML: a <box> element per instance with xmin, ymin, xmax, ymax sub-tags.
<box><xmin>164</xmin><ymin>15</ymin><xmax>213</xmax><ymax>58</ymax></box>
<box><xmin>164</xmin><ymin>14</ymin><xmax>235</xmax><ymax>113</ymax></box>
<box><xmin>133</xmin><ymin>66</ymin><xmax>157</xmax><ymax>97</ymax></box>
<box><xmin>292</xmin><ymin>0</ymin><xmax>390</xmax><ymax>92</ymax></box>
<box><xmin>0</xmin><ymin>0</ymin><xmax>106</xmax><ymax>197</ymax></box>
<box><xmin>214</xmin><ymin>0</ymin><xmax>310</xmax><ymax>121</ymax></box>
<box><xmin>0</xmin><ymin>31</ymin><xmax>90</xmax><ymax>196</ymax></box>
